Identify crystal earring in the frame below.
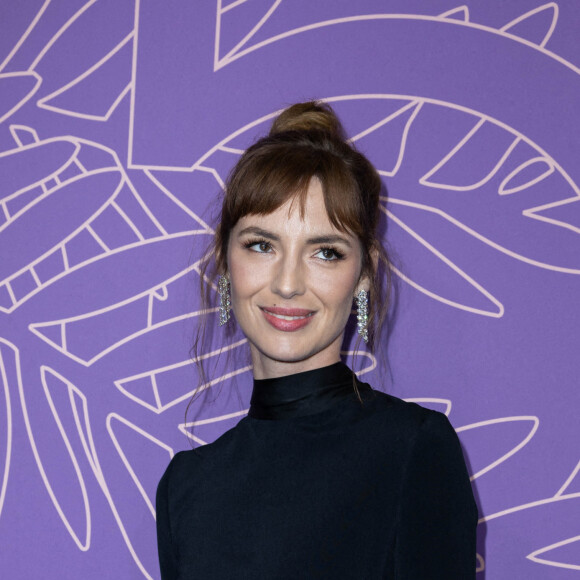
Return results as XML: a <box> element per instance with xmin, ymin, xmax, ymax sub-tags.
<box><xmin>355</xmin><ymin>289</ymin><xmax>369</xmax><ymax>344</ymax></box>
<box><xmin>218</xmin><ymin>275</ymin><xmax>231</xmax><ymax>326</ymax></box>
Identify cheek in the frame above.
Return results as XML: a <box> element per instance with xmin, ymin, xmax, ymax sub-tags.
<box><xmin>228</xmin><ymin>250</ymin><xmax>265</xmax><ymax>299</ymax></box>
<box><xmin>315</xmin><ymin>267</ymin><xmax>359</xmax><ymax>312</ymax></box>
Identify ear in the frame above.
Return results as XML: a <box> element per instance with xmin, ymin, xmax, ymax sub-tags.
<box><xmin>355</xmin><ymin>247</ymin><xmax>378</xmax><ymax>296</ymax></box>
<box><xmin>355</xmin><ymin>273</ymin><xmax>371</xmax><ymax>295</ymax></box>
<box><xmin>214</xmin><ymin>244</ymin><xmax>228</xmax><ymax>278</ymax></box>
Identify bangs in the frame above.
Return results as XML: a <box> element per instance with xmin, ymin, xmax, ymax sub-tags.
<box><xmin>225</xmin><ymin>143</ymin><xmax>364</xmax><ymax>238</ymax></box>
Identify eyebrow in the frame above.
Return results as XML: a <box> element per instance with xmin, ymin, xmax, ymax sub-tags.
<box><xmin>237</xmin><ymin>226</ymin><xmax>353</xmax><ymax>247</ymax></box>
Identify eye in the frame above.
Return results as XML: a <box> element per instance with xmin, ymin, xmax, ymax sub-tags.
<box><xmin>314</xmin><ymin>247</ymin><xmax>344</xmax><ymax>261</ymax></box>
<box><xmin>244</xmin><ymin>239</ymin><xmax>272</xmax><ymax>253</ymax></box>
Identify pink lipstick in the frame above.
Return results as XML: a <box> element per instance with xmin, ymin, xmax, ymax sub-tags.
<box><xmin>260</xmin><ymin>307</ymin><xmax>315</xmax><ymax>332</ymax></box>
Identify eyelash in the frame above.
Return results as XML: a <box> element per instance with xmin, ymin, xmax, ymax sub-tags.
<box><xmin>243</xmin><ymin>238</ymin><xmax>345</xmax><ymax>261</ymax></box>
<box><xmin>243</xmin><ymin>238</ymin><xmax>272</xmax><ymax>253</ymax></box>
<box><xmin>316</xmin><ymin>247</ymin><xmax>345</xmax><ymax>261</ymax></box>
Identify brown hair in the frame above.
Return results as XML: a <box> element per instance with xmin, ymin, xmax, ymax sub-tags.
<box><xmin>190</xmin><ymin>101</ymin><xmax>392</xmax><ymax>420</ymax></box>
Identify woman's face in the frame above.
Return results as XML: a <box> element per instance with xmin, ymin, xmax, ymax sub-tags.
<box><xmin>227</xmin><ymin>178</ymin><xmax>369</xmax><ymax>379</ymax></box>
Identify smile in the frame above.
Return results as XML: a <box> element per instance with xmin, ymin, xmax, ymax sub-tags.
<box><xmin>260</xmin><ymin>308</ymin><xmax>315</xmax><ymax>331</ymax></box>
<box><xmin>268</xmin><ymin>312</ymin><xmax>313</xmax><ymax>320</ymax></box>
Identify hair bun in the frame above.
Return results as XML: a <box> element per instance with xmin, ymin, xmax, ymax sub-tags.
<box><xmin>269</xmin><ymin>101</ymin><xmax>346</xmax><ymax>140</ymax></box>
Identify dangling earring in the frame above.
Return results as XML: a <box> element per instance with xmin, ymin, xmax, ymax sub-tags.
<box><xmin>218</xmin><ymin>275</ymin><xmax>231</xmax><ymax>326</ymax></box>
<box><xmin>355</xmin><ymin>289</ymin><xmax>369</xmax><ymax>344</ymax></box>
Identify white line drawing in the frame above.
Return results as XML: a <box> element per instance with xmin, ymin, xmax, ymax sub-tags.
<box><xmin>28</xmin><ymin>304</ymin><xmax>202</xmax><ymax>367</ymax></box>
<box><xmin>195</xmin><ymin>165</ymin><xmax>227</xmax><ymax>190</ymax></box>
<box><xmin>404</xmin><ymin>398</ymin><xmax>452</xmax><ymax>416</ymax></box>
<box><xmin>116</xmin><ymin>345</ymin><xmax>375</xmax><ymax>416</ymax></box>
<box><xmin>524</xmin><ymin>196</ymin><xmax>580</xmax><ymax>235</ymax></box>
<box><xmin>221</xmin><ymin>0</ymin><xmax>253</xmax><ymax>14</ymax></box>
<box><xmin>456</xmin><ymin>416</ymin><xmax>540</xmax><ymax>481</ymax></box>
<box><xmin>0</xmin><ymin>342</ymin><xmax>14</xmax><ymax>521</ymax></box>
<box><xmin>91</xmin><ymin>465</ymin><xmax>156</xmax><ymax>578</ymax></box>
<box><xmin>39</xmin><ymin>366</ymin><xmax>92</xmax><ymax>550</ymax></box>
<box><xmin>174</xmin><ymin>90</ymin><xmax>580</xmax><ymax>321</ymax></box>
<box><xmin>179</xmin><ymin>407</ymin><xmax>250</xmax><ymax>446</ymax></box>
<box><xmin>350</xmin><ymin>100</ymin><xmax>422</xmax><ymax>177</ymax></box>
<box><xmin>115</xmin><ymin>339</ymin><xmax>251</xmax><ymax>414</ymax></box>
<box><xmin>36</xmin><ymin>33</ymin><xmax>133</xmax><ymax>121</ymax></box>
<box><xmin>217</xmin><ymin>144</ymin><xmax>244</xmax><ymax>155</ymax></box>
<box><xmin>1</xmin><ymin>4</ymin><xmax>577</xmax><ymax>578</ymax></box>
<box><xmin>29</xmin><ymin>302</ymin><xmax>208</xmax><ymax>367</ymax></box>
<box><xmin>481</xmin><ymin>490</ymin><xmax>580</xmax><ymax>524</ymax></box>
<box><xmin>419</xmin><ymin>119</ymin><xmax>521</xmax><ymax>191</ymax></box>
<box><xmin>11</xmin><ymin>339</ymin><xmax>159</xmax><ymax>578</ymax></box>
<box><xmin>27</xmin><ymin>235</ymin><xmax>210</xmax><ymax>364</ymax></box>
<box><xmin>86</xmin><ymin>224</ymin><xmax>112</xmax><ymax>252</ymax></box>
<box><xmin>480</xmin><ymin>490</ymin><xmax>580</xmax><ymax>571</ymax></box>
<box><xmin>341</xmin><ymin>350</ymin><xmax>377</xmax><ymax>376</ymax></box>
<box><xmin>528</xmin><ymin>534</ymin><xmax>580</xmax><ymax>571</ymax></box>
<box><xmin>387</xmin><ymin>191</ymin><xmax>580</xmax><ymax>275</ymax></box>
<box><xmin>215</xmin><ymin>0</ymin><xmax>282</xmax><ymax>70</ymax></box>
<box><xmin>29</xmin><ymin>0</ymin><xmax>100</xmax><ymax>71</ymax></box>
<box><xmin>498</xmin><ymin>157</ymin><xmax>555</xmax><ymax>196</ymax></box>
<box><xmin>555</xmin><ymin>460</ymin><xmax>580</xmax><ymax>497</ymax></box>
<box><xmin>106</xmin><ymin>413</ymin><xmax>173</xmax><ymax>517</ymax></box>
<box><xmin>215</xmin><ymin>2</ymin><xmax>561</xmax><ymax>70</ymax></box>
<box><xmin>382</xmin><ymin>198</ymin><xmax>505</xmax><ymax>318</ymax></box>
<box><xmin>222</xmin><ymin>13</ymin><xmax>578</xmax><ymax>71</ymax></box>
<box><xmin>0</xmin><ymin>0</ymin><xmax>51</xmax><ymax>72</ymax></box>
<box><xmin>128</xmin><ymin>4</ymin><xmax>580</xmax><ymax>171</ymax></box>
<box><xmin>78</xmin><ymin>404</ymin><xmax>156</xmax><ymax>579</ymax></box>
<box><xmin>0</xmin><ymin>138</ymin><xmax>81</xmax><ymax>221</ymax></box>
<box><xmin>439</xmin><ymin>6</ymin><xmax>469</xmax><ymax>22</ymax></box>
<box><xmin>0</xmin><ymin>129</ymin><xmax>207</xmax><ymax>315</ymax></box>
<box><xmin>0</xmin><ymin>165</ymin><xmax>125</xmax><ymax>312</ymax></box>
<box><xmin>179</xmin><ymin>349</ymin><xmax>376</xmax><ymax>446</ymax></box>
<box><xmin>127</xmin><ymin>0</ymin><xmax>141</xmax><ymax>170</ymax></box>
<box><xmin>168</xmin><ymin>92</ymin><xmax>580</xmax><ymax>325</ymax></box>
<box><xmin>8</xmin><ymin>124</ymin><xmax>40</xmax><ymax>146</ymax></box>
<box><xmin>9</xmin><ymin>350</ymin><xmax>92</xmax><ymax>551</ymax></box>
<box><xmin>500</xmin><ymin>3</ymin><xmax>558</xmax><ymax>49</ymax></box>
<box><xmin>0</xmin><ymin>0</ymin><xmax>134</xmax><ymax>122</ymax></box>
<box><xmin>143</xmin><ymin>170</ymin><xmax>214</xmax><ymax>233</ymax></box>
<box><xmin>0</xmin><ymin>71</ymin><xmax>42</xmax><ymax>124</ymax></box>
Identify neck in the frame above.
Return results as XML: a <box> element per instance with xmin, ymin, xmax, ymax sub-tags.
<box><xmin>249</xmin><ymin>343</ymin><xmax>343</xmax><ymax>380</ymax></box>
<box><xmin>248</xmin><ymin>361</ymin><xmax>371</xmax><ymax>420</ymax></box>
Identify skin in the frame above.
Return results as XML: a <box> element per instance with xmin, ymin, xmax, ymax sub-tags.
<box><xmin>226</xmin><ymin>177</ymin><xmax>370</xmax><ymax>379</ymax></box>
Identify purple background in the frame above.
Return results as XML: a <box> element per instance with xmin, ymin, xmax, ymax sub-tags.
<box><xmin>1</xmin><ymin>1</ymin><xmax>579</xmax><ymax>578</ymax></box>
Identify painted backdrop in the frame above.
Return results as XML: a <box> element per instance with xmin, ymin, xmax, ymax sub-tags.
<box><xmin>1</xmin><ymin>1</ymin><xmax>579</xmax><ymax>578</ymax></box>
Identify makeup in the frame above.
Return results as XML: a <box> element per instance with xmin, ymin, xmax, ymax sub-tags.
<box><xmin>260</xmin><ymin>307</ymin><xmax>315</xmax><ymax>332</ymax></box>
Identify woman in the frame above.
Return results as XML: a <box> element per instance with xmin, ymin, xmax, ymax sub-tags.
<box><xmin>156</xmin><ymin>101</ymin><xmax>478</xmax><ymax>579</ymax></box>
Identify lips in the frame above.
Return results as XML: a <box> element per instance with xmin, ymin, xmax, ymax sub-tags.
<box><xmin>260</xmin><ymin>307</ymin><xmax>315</xmax><ymax>332</ymax></box>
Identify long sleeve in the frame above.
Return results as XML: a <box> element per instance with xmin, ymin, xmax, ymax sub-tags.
<box><xmin>156</xmin><ymin>455</ymin><xmax>179</xmax><ymax>580</ymax></box>
<box><xmin>394</xmin><ymin>411</ymin><xmax>478</xmax><ymax>579</ymax></box>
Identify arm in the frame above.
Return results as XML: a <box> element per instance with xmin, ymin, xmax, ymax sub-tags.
<box><xmin>394</xmin><ymin>411</ymin><xmax>478</xmax><ymax>579</ymax></box>
<box><xmin>156</xmin><ymin>456</ymin><xmax>179</xmax><ymax>580</ymax></box>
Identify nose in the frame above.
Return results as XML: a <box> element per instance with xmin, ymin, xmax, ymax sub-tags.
<box><xmin>271</xmin><ymin>253</ymin><xmax>306</xmax><ymax>299</ymax></box>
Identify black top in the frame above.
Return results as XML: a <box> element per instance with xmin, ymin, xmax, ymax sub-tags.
<box><xmin>156</xmin><ymin>363</ymin><xmax>478</xmax><ymax>579</ymax></box>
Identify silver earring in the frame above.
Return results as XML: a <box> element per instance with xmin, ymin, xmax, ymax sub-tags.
<box><xmin>218</xmin><ymin>275</ymin><xmax>231</xmax><ymax>326</ymax></box>
<box><xmin>355</xmin><ymin>289</ymin><xmax>369</xmax><ymax>344</ymax></box>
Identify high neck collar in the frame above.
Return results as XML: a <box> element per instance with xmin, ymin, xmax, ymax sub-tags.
<box><xmin>248</xmin><ymin>362</ymin><xmax>371</xmax><ymax>420</ymax></box>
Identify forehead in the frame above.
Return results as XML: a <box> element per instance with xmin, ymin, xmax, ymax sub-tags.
<box><xmin>234</xmin><ymin>179</ymin><xmax>350</xmax><ymax>238</ymax></box>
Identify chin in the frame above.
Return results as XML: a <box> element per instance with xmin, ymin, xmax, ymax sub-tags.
<box><xmin>253</xmin><ymin>335</ymin><xmax>340</xmax><ymax>367</ymax></box>
<box><xmin>260</xmin><ymin>347</ymin><xmax>315</xmax><ymax>364</ymax></box>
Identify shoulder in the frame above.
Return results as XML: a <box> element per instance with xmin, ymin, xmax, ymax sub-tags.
<box><xmin>158</xmin><ymin>418</ymin><xmax>248</xmax><ymax>484</ymax></box>
<box><xmin>362</xmin><ymin>387</ymin><xmax>452</xmax><ymax>436</ymax></box>
<box><xmin>366</xmin><ymin>392</ymin><xmax>472</xmax><ymax>492</ymax></box>
<box><xmin>356</xmin><ymin>386</ymin><xmax>463</xmax><ymax>461</ymax></box>
<box><xmin>157</xmin><ymin>450</ymin><xmax>191</xmax><ymax>492</ymax></box>
<box><xmin>156</xmin><ymin>447</ymin><xmax>207</xmax><ymax>508</ymax></box>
